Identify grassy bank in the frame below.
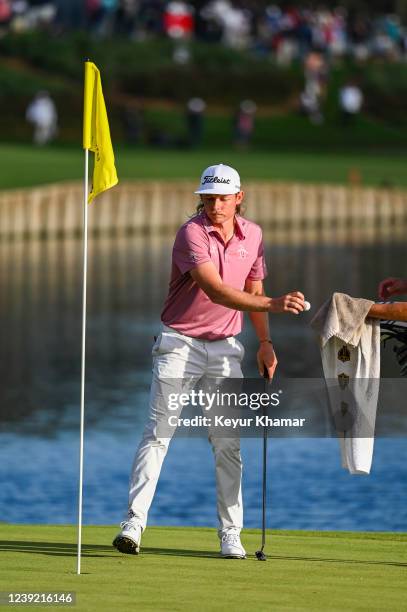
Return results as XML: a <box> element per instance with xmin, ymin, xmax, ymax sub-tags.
<box><xmin>0</xmin><ymin>525</ymin><xmax>406</xmax><ymax>611</ymax></box>
<box><xmin>3</xmin><ymin>32</ymin><xmax>407</xmax><ymax>147</ymax></box>
<box><xmin>1</xmin><ymin>144</ymin><xmax>407</xmax><ymax>190</ymax></box>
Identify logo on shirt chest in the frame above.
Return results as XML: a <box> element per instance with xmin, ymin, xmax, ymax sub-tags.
<box><xmin>208</xmin><ymin>241</ymin><xmax>250</xmax><ymax>262</ymax></box>
<box><xmin>237</xmin><ymin>246</ymin><xmax>249</xmax><ymax>260</ymax></box>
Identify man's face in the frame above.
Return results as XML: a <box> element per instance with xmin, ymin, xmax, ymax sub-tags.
<box><xmin>201</xmin><ymin>192</ymin><xmax>244</xmax><ymax>225</ymax></box>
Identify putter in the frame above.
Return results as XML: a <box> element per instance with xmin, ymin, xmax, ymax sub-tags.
<box><xmin>255</xmin><ymin>367</ymin><xmax>270</xmax><ymax>561</ymax></box>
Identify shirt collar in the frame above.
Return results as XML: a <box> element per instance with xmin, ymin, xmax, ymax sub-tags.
<box><xmin>201</xmin><ymin>212</ymin><xmax>246</xmax><ymax>240</ymax></box>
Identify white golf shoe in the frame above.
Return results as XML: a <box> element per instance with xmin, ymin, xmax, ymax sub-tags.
<box><xmin>113</xmin><ymin>517</ymin><xmax>142</xmax><ymax>555</ymax></box>
<box><xmin>220</xmin><ymin>530</ymin><xmax>246</xmax><ymax>559</ymax></box>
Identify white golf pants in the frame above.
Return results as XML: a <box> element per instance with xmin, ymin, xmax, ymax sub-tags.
<box><xmin>128</xmin><ymin>325</ymin><xmax>245</xmax><ymax>533</ymax></box>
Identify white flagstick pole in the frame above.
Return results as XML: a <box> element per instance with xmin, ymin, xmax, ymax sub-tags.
<box><xmin>77</xmin><ymin>146</ymin><xmax>89</xmax><ymax>575</ymax></box>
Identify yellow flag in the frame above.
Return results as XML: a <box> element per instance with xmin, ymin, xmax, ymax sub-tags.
<box><xmin>83</xmin><ymin>61</ymin><xmax>118</xmax><ymax>203</ymax></box>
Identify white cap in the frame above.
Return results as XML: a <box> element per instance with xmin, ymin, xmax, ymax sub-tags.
<box><xmin>194</xmin><ymin>163</ymin><xmax>241</xmax><ymax>195</ymax></box>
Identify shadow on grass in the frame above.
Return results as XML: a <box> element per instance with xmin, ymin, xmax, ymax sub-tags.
<box><xmin>0</xmin><ymin>541</ymin><xmax>406</xmax><ymax>566</ymax></box>
<box><xmin>266</xmin><ymin>554</ymin><xmax>407</xmax><ymax>568</ymax></box>
<box><xmin>0</xmin><ymin>541</ymin><xmax>219</xmax><ymax>559</ymax></box>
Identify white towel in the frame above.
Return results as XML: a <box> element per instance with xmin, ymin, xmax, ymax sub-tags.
<box><xmin>311</xmin><ymin>292</ymin><xmax>374</xmax><ymax>348</ymax></box>
<box><xmin>311</xmin><ymin>293</ymin><xmax>380</xmax><ymax>475</ymax></box>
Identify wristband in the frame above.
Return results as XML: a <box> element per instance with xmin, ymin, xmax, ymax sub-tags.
<box><xmin>259</xmin><ymin>339</ymin><xmax>273</xmax><ymax>344</ymax></box>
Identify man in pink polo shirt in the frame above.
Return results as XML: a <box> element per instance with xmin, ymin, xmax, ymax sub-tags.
<box><xmin>113</xmin><ymin>163</ymin><xmax>305</xmax><ymax>558</ymax></box>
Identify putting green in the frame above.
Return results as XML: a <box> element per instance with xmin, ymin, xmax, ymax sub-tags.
<box><xmin>0</xmin><ymin>526</ymin><xmax>406</xmax><ymax>611</ymax></box>
<box><xmin>1</xmin><ymin>145</ymin><xmax>407</xmax><ymax>190</ymax></box>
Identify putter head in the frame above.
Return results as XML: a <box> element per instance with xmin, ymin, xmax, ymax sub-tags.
<box><xmin>255</xmin><ymin>549</ymin><xmax>267</xmax><ymax>561</ymax></box>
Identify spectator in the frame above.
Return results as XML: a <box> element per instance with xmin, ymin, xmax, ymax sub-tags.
<box><xmin>372</xmin><ymin>13</ymin><xmax>401</xmax><ymax>60</ymax></box>
<box><xmin>330</xmin><ymin>7</ymin><xmax>347</xmax><ymax>58</ymax></box>
<box><xmin>86</xmin><ymin>0</ymin><xmax>102</xmax><ymax>31</ymax></box>
<box><xmin>26</xmin><ymin>91</ymin><xmax>58</xmax><ymax>146</ymax></box>
<box><xmin>136</xmin><ymin>0</ymin><xmax>164</xmax><ymax>38</ymax></box>
<box><xmin>300</xmin><ymin>51</ymin><xmax>328</xmax><ymax>125</ymax></box>
<box><xmin>186</xmin><ymin>97</ymin><xmax>206</xmax><ymax>148</ymax></box>
<box><xmin>115</xmin><ymin>0</ymin><xmax>139</xmax><ymax>36</ymax></box>
<box><xmin>0</xmin><ymin>0</ymin><xmax>12</xmax><ymax>26</ymax></box>
<box><xmin>201</xmin><ymin>0</ymin><xmax>251</xmax><ymax>49</ymax></box>
<box><xmin>92</xmin><ymin>0</ymin><xmax>118</xmax><ymax>37</ymax></box>
<box><xmin>233</xmin><ymin>99</ymin><xmax>256</xmax><ymax>149</ymax></box>
<box><xmin>3</xmin><ymin>2</ymin><xmax>407</xmax><ymax>67</ymax></box>
<box><xmin>221</xmin><ymin>4</ymin><xmax>251</xmax><ymax>49</ymax></box>
<box><xmin>195</xmin><ymin>0</ymin><xmax>223</xmax><ymax>42</ymax></box>
<box><xmin>348</xmin><ymin>12</ymin><xmax>372</xmax><ymax>61</ymax></box>
<box><xmin>339</xmin><ymin>80</ymin><xmax>363</xmax><ymax>124</ymax></box>
<box><xmin>8</xmin><ymin>1</ymin><xmax>57</xmax><ymax>33</ymax></box>
<box><xmin>256</xmin><ymin>4</ymin><xmax>282</xmax><ymax>55</ymax></box>
<box><xmin>163</xmin><ymin>1</ymin><xmax>194</xmax><ymax>39</ymax></box>
<box><xmin>296</xmin><ymin>9</ymin><xmax>313</xmax><ymax>59</ymax></box>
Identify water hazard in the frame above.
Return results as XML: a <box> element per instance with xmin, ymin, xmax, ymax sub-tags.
<box><xmin>0</xmin><ymin>235</ymin><xmax>406</xmax><ymax>530</ymax></box>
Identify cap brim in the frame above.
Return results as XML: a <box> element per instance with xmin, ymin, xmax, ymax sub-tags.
<box><xmin>194</xmin><ymin>188</ymin><xmax>240</xmax><ymax>195</ymax></box>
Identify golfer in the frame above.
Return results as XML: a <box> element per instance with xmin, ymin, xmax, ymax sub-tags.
<box><xmin>113</xmin><ymin>163</ymin><xmax>305</xmax><ymax>558</ymax></box>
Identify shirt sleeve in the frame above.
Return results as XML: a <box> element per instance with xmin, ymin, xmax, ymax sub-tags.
<box><xmin>247</xmin><ymin>228</ymin><xmax>268</xmax><ymax>280</ymax></box>
<box><xmin>173</xmin><ymin>221</ymin><xmax>212</xmax><ymax>274</ymax></box>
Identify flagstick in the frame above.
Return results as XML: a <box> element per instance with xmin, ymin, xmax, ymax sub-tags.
<box><xmin>77</xmin><ymin>147</ymin><xmax>89</xmax><ymax>575</ymax></box>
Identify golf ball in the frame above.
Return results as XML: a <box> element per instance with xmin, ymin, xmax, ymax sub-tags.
<box><xmin>303</xmin><ymin>301</ymin><xmax>311</xmax><ymax>311</ymax></box>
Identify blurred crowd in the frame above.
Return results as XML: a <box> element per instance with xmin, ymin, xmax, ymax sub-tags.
<box><xmin>1</xmin><ymin>1</ymin><xmax>407</xmax><ymax>63</ymax></box>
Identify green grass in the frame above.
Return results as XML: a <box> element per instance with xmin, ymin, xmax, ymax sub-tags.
<box><xmin>0</xmin><ymin>525</ymin><xmax>406</xmax><ymax>611</ymax></box>
<box><xmin>1</xmin><ymin>144</ymin><xmax>407</xmax><ymax>190</ymax></box>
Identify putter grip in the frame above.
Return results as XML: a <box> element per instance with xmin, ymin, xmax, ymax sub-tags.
<box><xmin>263</xmin><ymin>367</ymin><xmax>269</xmax><ymax>380</ymax></box>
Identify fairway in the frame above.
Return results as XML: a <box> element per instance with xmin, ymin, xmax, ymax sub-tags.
<box><xmin>0</xmin><ymin>526</ymin><xmax>406</xmax><ymax>611</ymax></box>
<box><xmin>1</xmin><ymin>145</ymin><xmax>407</xmax><ymax>190</ymax></box>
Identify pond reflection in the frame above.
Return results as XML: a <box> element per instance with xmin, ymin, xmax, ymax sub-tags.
<box><xmin>0</xmin><ymin>234</ymin><xmax>406</xmax><ymax>529</ymax></box>
<box><xmin>1</xmin><ymin>235</ymin><xmax>404</xmax><ymax>433</ymax></box>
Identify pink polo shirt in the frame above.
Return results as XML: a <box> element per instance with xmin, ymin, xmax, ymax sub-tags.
<box><xmin>161</xmin><ymin>212</ymin><xmax>268</xmax><ymax>340</ymax></box>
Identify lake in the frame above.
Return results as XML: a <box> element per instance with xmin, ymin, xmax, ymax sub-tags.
<box><xmin>0</xmin><ymin>233</ymin><xmax>406</xmax><ymax>531</ymax></box>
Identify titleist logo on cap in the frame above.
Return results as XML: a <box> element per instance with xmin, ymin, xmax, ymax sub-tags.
<box><xmin>202</xmin><ymin>176</ymin><xmax>231</xmax><ymax>185</ymax></box>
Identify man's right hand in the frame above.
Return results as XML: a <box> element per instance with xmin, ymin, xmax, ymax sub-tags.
<box><xmin>269</xmin><ymin>291</ymin><xmax>305</xmax><ymax>315</ymax></box>
<box><xmin>378</xmin><ymin>278</ymin><xmax>407</xmax><ymax>300</ymax></box>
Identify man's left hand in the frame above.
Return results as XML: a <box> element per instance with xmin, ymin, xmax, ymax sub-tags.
<box><xmin>257</xmin><ymin>342</ymin><xmax>277</xmax><ymax>379</ymax></box>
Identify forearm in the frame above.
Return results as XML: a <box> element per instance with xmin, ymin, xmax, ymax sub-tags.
<box><xmin>246</xmin><ymin>283</ymin><xmax>272</xmax><ymax>340</ymax></box>
<box><xmin>210</xmin><ymin>283</ymin><xmax>273</xmax><ymax>312</ymax></box>
<box><xmin>368</xmin><ymin>302</ymin><xmax>407</xmax><ymax>322</ymax></box>
<box><xmin>190</xmin><ymin>263</ymin><xmax>304</xmax><ymax>314</ymax></box>
<box><xmin>246</xmin><ymin>283</ymin><xmax>277</xmax><ymax>377</ymax></box>
<box><xmin>249</xmin><ymin>311</ymin><xmax>272</xmax><ymax>341</ymax></box>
